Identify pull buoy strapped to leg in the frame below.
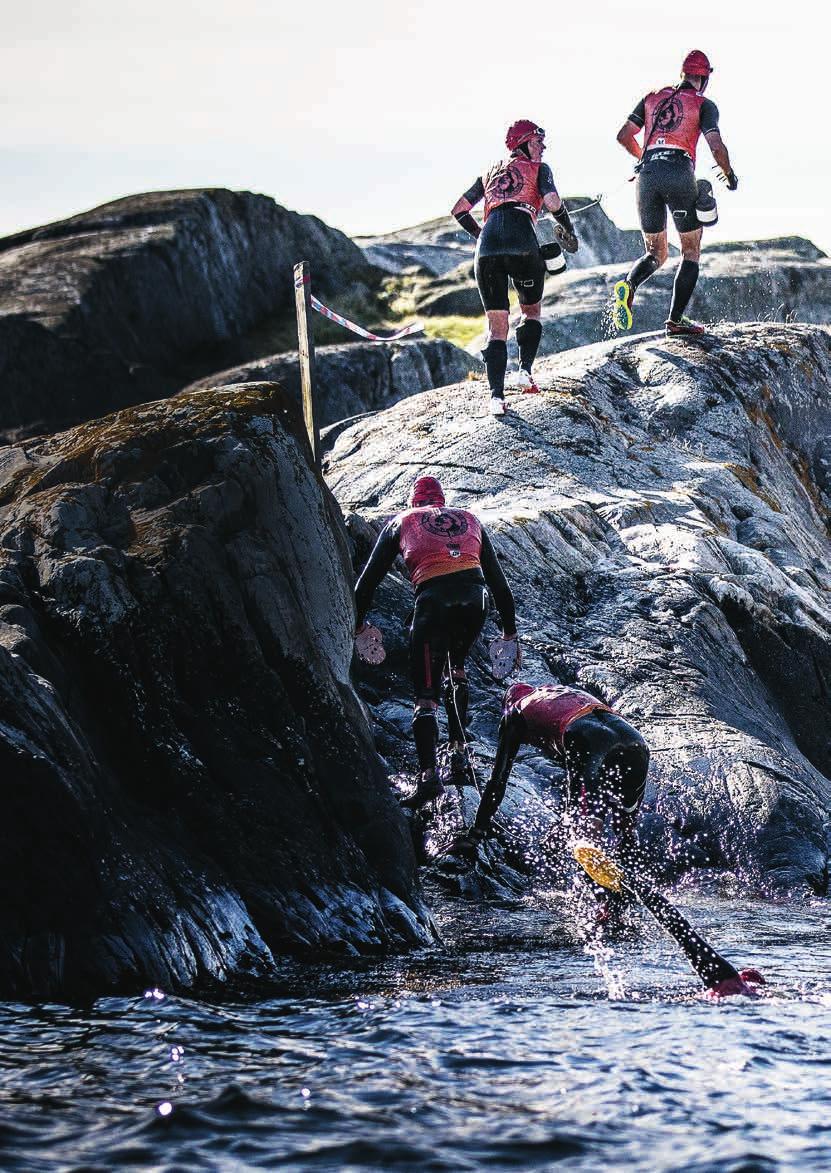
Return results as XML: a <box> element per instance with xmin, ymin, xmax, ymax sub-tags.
<box><xmin>489</xmin><ymin>635</ymin><xmax>521</xmax><ymax>681</ymax></box>
<box><xmin>355</xmin><ymin>624</ymin><xmax>386</xmax><ymax>665</ymax></box>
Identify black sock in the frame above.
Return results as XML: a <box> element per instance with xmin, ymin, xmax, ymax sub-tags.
<box><xmin>669</xmin><ymin>260</ymin><xmax>699</xmax><ymax>321</ymax></box>
<box><xmin>516</xmin><ymin>319</ymin><xmax>542</xmax><ymax>372</ymax></box>
<box><xmin>482</xmin><ymin>339</ymin><xmax>507</xmax><ymax>397</ymax></box>
<box><xmin>626</xmin><ymin>253</ymin><xmax>660</xmax><ymax>290</ymax></box>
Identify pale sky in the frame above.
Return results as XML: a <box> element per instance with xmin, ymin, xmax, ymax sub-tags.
<box><xmin>2</xmin><ymin>0</ymin><xmax>829</xmax><ymax>252</ymax></box>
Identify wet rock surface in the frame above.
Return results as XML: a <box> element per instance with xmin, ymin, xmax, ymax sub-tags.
<box><xmin>0</xmin><ymin>383</ymin><xmax>431</xmax><ymax>1000</ymax></box>
<box><xmin>183</xmin><ymin>338</ymin><xmax>478</xmax><ymax>435</ymax></box>
<box><xmin>327</xmin><ymin>322</ymin><xmax>831</xmax><ymax>892</ymax></box>
<box><xmin>0</xmin><ymin>190</ymin><xmax>377</xmax><ymax>443</ymax></box>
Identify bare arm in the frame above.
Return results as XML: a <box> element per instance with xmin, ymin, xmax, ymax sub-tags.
<box><xmin>616</xmin><ymin>119</ymin><xmax>642</xmax><ymax>161</ymax></box>
<box><xmin>704</xmin><ymin>130</ymin><xmax>734</xmax><ymax>180</ymax></box>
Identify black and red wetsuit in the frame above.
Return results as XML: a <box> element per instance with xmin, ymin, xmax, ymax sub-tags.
<box><xmin>627</xmin><ymin>81</ymin><xmax>720</xmax><ymax>234</ymax></box>
<box><xmin>355</xmin><ymin>506</ymin><xmax>516</xmax><ymax>767</ymax></box>
<box><xmin>474</xmin><ymin>683</ymin><xmax>649</xmax><ymax>833</ymax></box>
<box><xmin>458</xmin><ymin>158</ymin><xmax>560</xmax><ymax>310</ymax></box>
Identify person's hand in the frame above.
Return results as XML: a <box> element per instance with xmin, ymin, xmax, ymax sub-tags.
<box><xmin>718</xmin><ymin>169</ymin><xmax>739</xmax><ymax>191</ymax></box>
<box><xmin>555</xmin><ymin>226</ymin><xmax>579</xmax><ymax>253</ymax></box>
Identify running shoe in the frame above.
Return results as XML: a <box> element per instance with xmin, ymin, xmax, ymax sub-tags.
<box><xmin>612</xmin><ymin>279</ymin><xmax>634</xmax><ymax>331</ymax></box>
<box><xmin>399</xmin><ymin>769</ymin><xmax>444</xmax><ymax>809</ymax></box>
<box><xmin>507</xmin><ymin>369</ymin><xmax>541</xmax><ymax>394</ymax></box>
<box><xmin>665</xmin><ymin>316</ymin><xmax>706</xmax><ymax>337</ymax></box>
<box><xmin>489</xmin><ymin>396</ymin><xmax>508</xmax><ymax>417</ymax></box>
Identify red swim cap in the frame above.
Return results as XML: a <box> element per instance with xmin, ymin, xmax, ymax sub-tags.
<box><xmin>506</xmin><ymin>120</ymin><xmax>545</xmax><ymax>151</ymax></box>
<box><xmin>410</xmin><ymin>475</ymin><xmax>445</xmax><ymax>507</ymax></box>
<box><xmin>682</xmin><ymin>50</ymin><xmax>713</xmax><ymax>76</ymax></box>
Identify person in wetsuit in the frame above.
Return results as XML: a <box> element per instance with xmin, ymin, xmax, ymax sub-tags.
<box><xmin>470</xmin><ymin>682</ymin><xmax>649</xmax><ymax>845</ymax></box>
<box><xmin>614</xmin><ymin>49</ymin><xmax>738</xmax><ymax>337</ymax></box>
<box><xmin>450</xmin><ymin>120</ymin><xmax>578</xmax><ymax>415</ymax></box>
<box><xmin>463</xmin><ymin>682</ymin><xmax>764</xmax><ymax>996</ymax></box>
<box><xmin>354</xmin><ymin>475</ymin><xmax>518</xmax><ymax>808</ymax></box>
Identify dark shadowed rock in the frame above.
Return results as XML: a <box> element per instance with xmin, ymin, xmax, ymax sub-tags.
<box><xmin>326</xmin><ymin>322</ymin><xmax>831</xmax><ymax>891</ymax></box>
<box><xmin>0</xmin><ymin>190</ymin><xmax>378</xmax><ymax>443</ymax></box>
<box><xmin>0</xmin><ymin>382</ymin><xmax>431</xmax><ymax>1000</ymax></box>
<box><xmin>183</xmin><ymin>338</ymin><xmax>479</xmax><ymax>433</ymax></box>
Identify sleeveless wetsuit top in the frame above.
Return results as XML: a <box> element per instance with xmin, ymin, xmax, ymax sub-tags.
<box><xmin>483</xmin><ymin>157</ymin><xmax>545</xmax><ymax>223</ymax></box>
<box><xmin>399</xmin><ymin>507</ymin><xmax>483</xmax><ymax>586</ymax></box>
<box><xmin>642</xmin><ymin>86</ymin><xmax>707</xmax><ymax>163</ymax></box>
<box><xmin>507</xmin><ymin>685</ymin><xmax>612</xmax><ymax>755</ymax></box>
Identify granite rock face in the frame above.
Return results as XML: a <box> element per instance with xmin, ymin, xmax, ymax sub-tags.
<box><xmin>183</xmin><ymin>338</ymin><xmax>479</xmax><ymax>435</ymax></box>
<box><xmin>0</xmin><ymin>383</ymin><xmax>431</xmax><ymax>1000</ymax></box>
<box><xmin>326</xmin><ymin>323</ymin><xmax>831</xmax><ymax>892</ymax></box>
<box><xmin>0</xmin><ymin>190</ymin><xmax>378</xmax><ymax>443</ymax></box>
<box><xmin>517</xmin><ymin>238</ymin><xmax>831</xmax><ymax>359</ymax></box>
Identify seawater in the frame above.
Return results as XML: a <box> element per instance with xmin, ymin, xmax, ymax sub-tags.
<box><xmin>1</xmin><ymin>894</ymin><xmax>830</xmax><ymax>1171</ymax></box>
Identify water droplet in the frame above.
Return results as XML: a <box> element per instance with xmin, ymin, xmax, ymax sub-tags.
<box><xmin>157</xmin><ymin>1101</ymin><xmax>173</xmax><ymax>1117</ymax></box>
<box><xmin>301</xmin><ymin>1087</ymin><xmax>311</xmax><ymax>1099</ymax></box>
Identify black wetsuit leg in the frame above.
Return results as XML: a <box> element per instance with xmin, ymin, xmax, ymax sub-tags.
<box><xmin>636</xmin><ymin>151</ymin><xmax>698</xmax><ymax>235</ymax></box>
<box><xmin>410</xmin><ymin>571</ymin><xmax>489</xmax><ymax>704</ymax></box>
<box><xmin>562</xmin><ymin>710</ymin><xmax>649</xmax><ymax>818</ymax></box>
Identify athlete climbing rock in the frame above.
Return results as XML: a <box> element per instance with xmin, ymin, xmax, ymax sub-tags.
<box><xmin>469</xmin><ymin>682</ymin><xmax>649</xmax><ymax>848</ymax></box>
<box><xmin>461</xmin><ymin>682</ymin><xmax>763</xmax><ymax>996</ymax></box>
<box><xmin>450</xmin><ymin>120</ymin><xmax>578</xmax><ymax>415</ymax></box>
<box><xmin>614</xmin><ymin>50</ymin><xmax>738</xmax><ymax>337</ymax></box>
<box><xmin>354</xmin><ymin>476</ymin><xmax>518</xmax><ymax>808</ymax></box>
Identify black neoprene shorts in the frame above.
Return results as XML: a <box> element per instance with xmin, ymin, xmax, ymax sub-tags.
<box><xmin>562</xmin><ymin>710</ymin><xmax>649</xmax><ymax>816</ymax></box>
<box><xmin>410</xmin><ymin>571</ymin><xmax>488</xmax><ymax>702</ymax></box>
<box><xmin>636</xmin><ymin>151</ymin><xmax>699</xmax><ymax>235</ymax></box>
<box><xmin>474</xmin><ymin>205</ymin><xmax>546</xmax><ymax>310</ymax></box>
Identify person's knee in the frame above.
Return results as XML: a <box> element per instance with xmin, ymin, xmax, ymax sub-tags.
<box><xmin>680</xmin><ymin>243</ymin><xmax>701</xmax><ymax>262</ymax></box>
<box><xmin>520</xmin><ymin>301</ymin><xmax>542</xmax><ymax>322</ymax></box>
<box><xmin>648</xmin><ymin>243</ymin><xmax>669</xmax><ymax>266</ymax></box>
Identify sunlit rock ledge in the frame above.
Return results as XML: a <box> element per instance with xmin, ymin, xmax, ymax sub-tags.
<box><xmin>327</xmin><ymin>322</ymin><xmax>831</xmax><ymax>893</ymax></box>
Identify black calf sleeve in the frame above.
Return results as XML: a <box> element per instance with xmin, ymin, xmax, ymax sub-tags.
<box><xmin>669</xmin><ymin>259</ymin><xmax>699</xmax><ymax>321</ymax></box>
<box><xmin>412</xmin><ymin>705</ymin><xmax>439</xmax><ymax>772</ymax></box>
<box><xmin>626</xmin><ymin>252</ymin><xmax>660</xmax><ymax>290</ymax></box>
<box><xmin>482</xmin><ymin>339</ymin><xmax>508</xmax><ymax>396</ymax></box>
<box><xmin>516</xmin><ymin>319</ymin><xmax>542</xmax><ymax>373</ymax></box>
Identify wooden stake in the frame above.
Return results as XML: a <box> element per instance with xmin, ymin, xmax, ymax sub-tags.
<box><xmin>293</xmin><ymin>260</ymin><xmax>320</xmax><ymax>472</ymax></box>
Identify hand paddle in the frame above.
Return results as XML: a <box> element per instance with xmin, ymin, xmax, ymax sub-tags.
<box><xmin>355</xmin><ymin>624</ymin><xmax>385</xmax><ymax>665</ymax></box>
<box><xmin>489</xmin><ymin>635</ymin><xmax>521</xmax><ymax>681</ymax></box>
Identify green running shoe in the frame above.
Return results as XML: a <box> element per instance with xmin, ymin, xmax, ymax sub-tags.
<box><xmin>612</xmin><ymin>279</ymin><xmax>634</xmax><ymax>331</ymax></box>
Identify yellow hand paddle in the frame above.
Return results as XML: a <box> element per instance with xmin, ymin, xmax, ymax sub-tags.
<box><xmin>572</xmin><ymin>841</ymin><xmax>625</xmax><ymax>893</ymax></box>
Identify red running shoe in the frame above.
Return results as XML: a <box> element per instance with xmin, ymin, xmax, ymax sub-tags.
<box><xmin>665</xmin><ymin>316</ymin><xmax>706</xmax><ymax>337</ymax></box>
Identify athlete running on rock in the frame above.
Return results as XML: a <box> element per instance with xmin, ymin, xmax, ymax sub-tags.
<box><xmin>354</xmin><ymin>476</ymin><xmax>518</xmax><ymax>809</ymax></box>
<box><xmin>470</xmin><ymin>682</ymin><xmax>649</xmax><ymax>850</ymax></box>
<box><xmin>614</xmin><ymin>49</ymin><xmax>738</xmax><ymax>338</ymax></box>
<box><xmin>450</xmin><ymin>120</ymin><xmax>578</xmax><ymax>416</ymax></box>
